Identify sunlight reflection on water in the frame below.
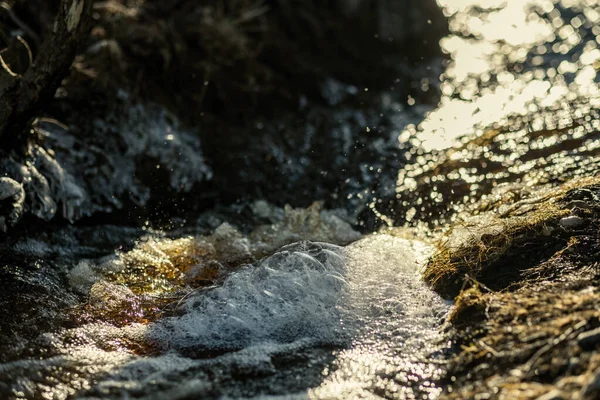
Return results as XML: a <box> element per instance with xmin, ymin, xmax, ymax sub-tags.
<box><xmin>412</xmin><ymin>0</ymin><xmax>600</xmax><ymax>151</ymax></box>
<box><xmin>380</xmin><ymin>0</ymin><xmax>600</xmax><ymax>227</ymax></box>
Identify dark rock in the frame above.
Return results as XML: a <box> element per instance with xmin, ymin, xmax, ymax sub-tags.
<box><xmin>559</xmin><ymin>215</ymin><xmax>586</xmax><ymax>229</ymax></box>
<box><xmin>0</xmin><ymin>0</ymin><xmax>448</xmax><ymax>232</ymax></box>
<box><xmin>0</xmin><ymin>97</ymin><xmax>211</xmax><ymax>230</ymax></box>
<box><xmin>577</xmin><ymin>327</ymin><xmax>600</xmax><ymax>350</ymax></box>
<box><xmin>0</xmin><ymin>177</ymin><xmax>24</xmax><ymax>232</ymax></box>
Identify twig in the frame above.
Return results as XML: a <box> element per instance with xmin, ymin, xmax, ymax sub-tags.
<box><xmin>16</xmin><ymin>35</ymin><xmax>32</xmax><ymax>67</ymax></box>
<box><xmin>478</xmin><ymin>339</ymin><xmax>500</xmax><ymax>356</ymax></box>
<box><xmin>0</xmin><ymin>53</ymin><xmax>17</xmax><ymax>76</ymax></box>
<box><xmin>0</xmin><ymin>2</ymin><xmax>40</xmax><ymax>45</ymax></box>
<box><xmin>523</xmin><ymin>319</ymin><xmax>587</xmax><ymax>377</ymax></box>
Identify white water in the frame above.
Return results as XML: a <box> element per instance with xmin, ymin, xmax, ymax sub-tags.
<box><xmin>151</xmin><ymin>241</ymin><xmax>349</xmax><ymax>351</ymax></box>
<box><xmin>0</xmin><ymin>234</ymin><xmax>450</xmax><ymax>399</ymax></box>
<box><xmin>310</xmin><ymin>234</ymin><xmax>449</xmax><ymax>399</ymax></box>
<box><xmin>116</xmin><ymin>234</ymin><xmax>449</xmax><ymax>398</ymax></box>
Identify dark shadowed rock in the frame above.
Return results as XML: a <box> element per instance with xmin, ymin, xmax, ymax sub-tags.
<box><xmin>577</xmin><ymin>327</ymin><xmax>600</xmax><ymax>350</ymax></box>
<box><xmin>0</xmin><ymin>0</ymin><xmax>447</xmax><ymax>230</ymax></box>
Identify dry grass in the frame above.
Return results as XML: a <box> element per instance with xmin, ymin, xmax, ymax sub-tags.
<box><xmin>423</xmin><ymin>177</ymin><xmax>600</xmax><ymax>299</ymax></box>
<box><xmin>443</xmin><ymin>282</ymin><xmax>600</xmax><ymax>400</ymax></box>
<box><xmin>424</xmin><ymin>204</ymin><xmax>569</xmax><ymax>299</ymax></box>
<box><xmin>432</xmin><ymin>177</ymin><xmax>600</xmax><ymax>399</ymax></box>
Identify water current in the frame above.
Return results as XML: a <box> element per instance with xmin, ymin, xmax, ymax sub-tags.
<box><xmin>2</xmin><ymin>0</ymin><xmax>600</xmax><ymax>398</ymax></box>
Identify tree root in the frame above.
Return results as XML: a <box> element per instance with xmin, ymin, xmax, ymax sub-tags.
<box><xmin>0</xmin><ymin>0</ymin><xmax>92</xmax><ymax>155</ymax></box>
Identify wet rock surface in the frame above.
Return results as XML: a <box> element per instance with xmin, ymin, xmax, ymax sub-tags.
<box><xmin>0</xmin><ymin>0</ymin><xmax>446</xmax><ymax>230</ymax></box>
<box><xmin>0</xmin><ymin>99</ymin><xmax>212</xmax><ymax>229</ymax></box>
<box><xmin>202</xmin><ymin>90</ymin><xmax>430</xmax><ymax>215</ymax></box>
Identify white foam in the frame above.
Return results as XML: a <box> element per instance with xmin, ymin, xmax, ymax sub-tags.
<box><xmin>146</xmin><ymin>234</ymin><xmax>449</xmax><ymax>398</ymax></box>
<box><xmin>151</xmin><ymin>241</ymin><xmax>349</xmax><ymax>351</ymax></box>
<box><xmin>310</xmin><ymin>234</ymin><xmax>449</xmax><ymax>399</ymax></box>
<box><xmin>151</xmin><ymin>234</ymin><xmax>449</xmax><ymax>356</ymax></box>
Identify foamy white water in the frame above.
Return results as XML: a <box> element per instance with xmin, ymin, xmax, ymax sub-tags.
<box><xmin>151</xmin><ymin>241</ymin><xmax>349</xmax><ymax>352</ymax></box>
<box><xmin>136</xmin><ymin>234</ymin><xmax>450</xmax><ymax>398</ymax></box>
<box><xmin>0</xmin><ymin>235</ymin><xmax>450</xmax><ymax>399</ymax></box>
<box><xmin>310</xmin><ymin>234</ymin><xmax>450</xmax><ymax>399</ymax></box>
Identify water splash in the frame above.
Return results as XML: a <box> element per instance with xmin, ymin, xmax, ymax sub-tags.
<box><xmin>151</xmin><ymin>241</ymin><xmax>349</xmax><ymax>353</ymax></box>
<box><xmin>0</xmin><ymin>233</ymin><xmax>450</xmax><ymax>399</ymax></box>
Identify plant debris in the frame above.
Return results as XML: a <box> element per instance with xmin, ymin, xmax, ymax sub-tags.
<box><xmin>429</xmin><ymin>180</ymin><xmax>600</xmax><ymax>399</ymax></box>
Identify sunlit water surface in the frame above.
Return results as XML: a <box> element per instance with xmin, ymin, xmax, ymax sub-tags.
<box><xmin>1</xmin><ymin>236</ymin><xmax>448</xmax><ymax>399</ymax></box>
<box><xmin>380</xmin><ymin>0</ymin><xmax>600</xmax><ymax>226</ymax></box>
<box><xmin>3</xmin><ymin>0</ymin><xmax>600</xmax><ymax>399</ymax></box>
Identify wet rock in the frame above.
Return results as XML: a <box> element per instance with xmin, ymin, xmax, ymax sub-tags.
<box><xmin>0</xmin><ymin>177</ymin><xmax>21</xmax><ymax>199</ymax></box>
<box><xmin>559</xmin><ymin>215</ymin><xmax>586</xmax><ymax>229</ymax></box>
<box><xmin>204</xmin><ymin>101</ymin><xmax>422</xmax><ymax>219</ymax></box>
<box><xmin>49</xmin><ymin>95</ymin><xmax>211</xmax><ymax>216</ymax></box>
<box><xmin>0</xmin><ymin>259</ymin><xmax>79</xmax><ymax>362</ymax></box>
<box><xmin>251</xmin><ymin>200</ymin><xmax>285</xmax><ymax>223</ymax></box>
<box><xmin>577</xmin><ymin>327</ymin><xmax>600</xmax><ymax>350</ymax></box>
<box><xmin>0</xmin><ymin>177</ymin><xmax>24</xmax><ymax>232</ymax></box>
<box><xmin>0</xmin><ymin>97</ymin><xmax>211</xmax><ymax>231</ymax></box>
<box><xmin>0</xmin><ymin>0</ymin><xmax>447</xmax><ymax>231</ymax></box>
<box><xmin>567</xmin><ymin>200</ymin><xmax>593</xmax><ymax>212</ymax></box>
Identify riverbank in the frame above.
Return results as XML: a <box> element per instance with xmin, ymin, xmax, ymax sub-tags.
<box><xmin>2</xmin><ymin>0</ymin><xmax>600</xmax><ymax>399</ymax></box>
<box><xmin>422</xmin><ymin>171</ymin><xmax>600</xmax><ymax>399</ymax></box>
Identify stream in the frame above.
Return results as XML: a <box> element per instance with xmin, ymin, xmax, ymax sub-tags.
<box><xmin>2</xmin><ymin>0</ymin><xmax>600</xmax><ymax>399</ymax></box>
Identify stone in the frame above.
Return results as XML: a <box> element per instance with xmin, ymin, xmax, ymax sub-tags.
<box><xmin>0</xmin><ymin>176</ymin><xmax>25</xmax><ymax>232</ymax></box>
<box><xmin>559</xmin><ymin>215</ymin><xmax>586</xmax><ymax>229</ymax></box>
<box><xmin>577</xmin><ymin>327</ymin><xmax>600</xmax><ymax>350</ymax></box>
<box><xmin>0</xmin><ymin>177</ymin><xmax>20</xmax><ymax>200</ymax></box>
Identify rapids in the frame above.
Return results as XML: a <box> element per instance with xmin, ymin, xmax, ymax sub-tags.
<box><xmin>2</xmin><ymin>0</ymin><xmax>600</xmax><ymax>399</ymax></box>
<box><xmin>1</xmin><ymin>235</ymin><xmax>449</xmax><ymax>399</ymax></box>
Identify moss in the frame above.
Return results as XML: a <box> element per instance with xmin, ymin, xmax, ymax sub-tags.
<box><xmin>432</xmin><ymin>178</ymin><xmax>600</xmax><ymax>399</ymax></box>
<box><xmin>424</xmin><ymin>177</ymin><xmax>600</xmax><ymax>299</ymax></box>
<box><xmin>447</xmin><ymin>285</ymin><xmax>488</xmax><ymax>327</ymax></box>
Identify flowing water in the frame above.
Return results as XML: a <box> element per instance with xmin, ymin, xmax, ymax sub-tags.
<box><xmin>1</xmin><ymin>232</ymin><xmax>448</xmax><ymax>399</ymax></box>
<box><xmin>2</xmin><ymin>0</ymin><xmax>600</xmax><ymax>398</ymax></box>
<box><xmin>380</xmin><ymin>0</ymin><xmax>600</xmax><ymax>226</ymax></box>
